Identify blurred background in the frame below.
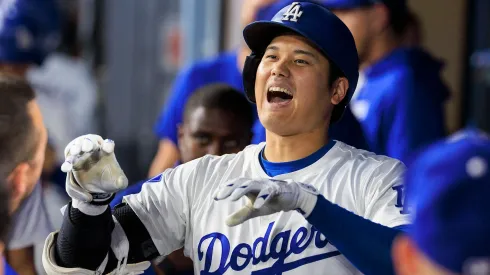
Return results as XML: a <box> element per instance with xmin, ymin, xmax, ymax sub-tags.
<box><xmin>1</xmin><ymin>0</ymin><xmax>489</xmax><ymax>274</ymax></box>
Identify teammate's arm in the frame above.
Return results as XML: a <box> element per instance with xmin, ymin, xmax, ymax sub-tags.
<box><xmin>148</xmin><ymin>139</ymin><xmax>180</xmax><ymax>178</ymax></box>
<box><xmin>5</xmin><ymin>246</ymin><xmax>37</xmax><ymax>275</ymax></box>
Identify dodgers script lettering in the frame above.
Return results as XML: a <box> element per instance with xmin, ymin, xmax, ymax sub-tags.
<box><xmin>198</xmin><ymin>222</ymin><xmax>341</xmax><ymax>274</ymax></box>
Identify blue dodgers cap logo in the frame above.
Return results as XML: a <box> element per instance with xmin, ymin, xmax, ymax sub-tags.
<box><xmin>280</xmin><ymin>2</ymin><xmax>304</xmax><ymax>22</ymax></box>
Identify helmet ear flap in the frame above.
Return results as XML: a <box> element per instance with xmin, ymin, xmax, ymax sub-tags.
<box><xmin>242</xmin><ymin>52</ymin><xmax>263</xmax><ymax>103</ymax></box>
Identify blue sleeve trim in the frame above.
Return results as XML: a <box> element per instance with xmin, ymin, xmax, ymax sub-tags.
<box><xmin>110</xmin><ymin>180</ymin><xmax>146</xmax><ymax>208</ymax></box>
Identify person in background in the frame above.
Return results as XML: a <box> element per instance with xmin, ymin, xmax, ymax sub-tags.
<box><xmin>111</xmin><ymin>83</ymin><xmax>255</xmax><ymax>275</ymax></box>
<box><xmin>392</xmin><ymin>128</ymin><xmax>490</xmax><ymax>275</ymax></box>
<box><xmin>322</xmin><ymin>0</ymin><xmax>449</xmax><ymax>164</ymax></box>
<box><xmin>0</xmin><ymin>1</ymin><xmax>61</xmax><ymax>274</ymax></box>
<box><xmin>0</xmin><ymin>74</ymin><xmax>50</xmax><ymax>275</ymax></box>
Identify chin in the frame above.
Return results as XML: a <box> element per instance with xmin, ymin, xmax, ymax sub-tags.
<box><xmin>261</xmin><ymin>117</ymin><xmax>297</xmax><ymax>137</ymax></box>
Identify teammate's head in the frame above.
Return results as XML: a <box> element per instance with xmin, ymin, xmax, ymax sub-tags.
<box><xmin>178</xmin><ymin>84</ymin><xmax>254</xmax><ymax>163</ymax></box>
<box><xmin>0</xmin><ymin>0</ymin><xmax>61</xmax><ymax>73</ymax></box>
<box><xmin>242</xmin><ymin>1</ymin><xmax>358</xmax><ymax>137</ymax></box>
<box><xmin>321</xmin><ymin>0</ymin><xmax>409</xmax><ymax>66</ymax></box>
<box><xmin>401</xmin><ymin>10</ymin><xmax>423</xmax><ymax>47</ymax></box>
<box><xmin>392</xmin><ymin>129</ymin><xmax>490</xmax><ymax>275</ymax></box>
<box><xmin>0</xmin><ymin>73</ymin><xmax>47</xmax><ymax>213</ymax></box>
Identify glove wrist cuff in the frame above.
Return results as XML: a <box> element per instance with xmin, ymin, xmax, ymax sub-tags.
<box><xmin>295</xmin><ymin>182</ymin><xmax>319</xmax><ymax>218</ymax></box>
<box><xmin>89</xmin><ymin>192</ymin><xmax>116</xmax><ymax>206</ymax></box>
<box><xmin>72</xmin><ymin>199</ymin><xmax>109</xmax><ymax>216</ymax></box>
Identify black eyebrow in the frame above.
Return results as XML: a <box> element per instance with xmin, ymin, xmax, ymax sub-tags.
<box><xmin>293</xmin><ymin>49</ymin><xmax>317</xmax><ymax>59</ymax></box>
<box><xmin>265</xmin><ymin>45</ymin><xmax>317</xmax><ymax>59</ymax></box>
<box><xmin>265</xmin><ymin>45</ymin><xmax>279</xmax><ymax>51</ymax></box>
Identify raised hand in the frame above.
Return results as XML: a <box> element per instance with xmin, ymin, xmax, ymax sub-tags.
<box><xmin>61</xmin><ymin>134</ymin><xmax>128</xmax><ymax>205</ymax></box>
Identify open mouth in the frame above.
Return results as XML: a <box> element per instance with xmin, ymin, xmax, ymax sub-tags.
<box><xmin>267</xmin><ymin>86</ymin><xmax>293</xmax><ymax>103</ymax></box>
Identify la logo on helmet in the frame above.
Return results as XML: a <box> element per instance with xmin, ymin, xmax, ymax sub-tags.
<box><xmin>282</xmin><ymin>2</ymin><xmax>303</xmax><ymax>22</ymax></box>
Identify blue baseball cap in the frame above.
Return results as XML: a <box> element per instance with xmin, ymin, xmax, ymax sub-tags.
<box><xmin>319</xmin><ymin>0</ymin><xmax>407</xmax><ymax>12</ymax></box>
<box><xmin>405</xmin><ymin>128</ymin><xmax>490</xmax><ymax>274</ymax></box>
<box><xmin>242</xmin><ymin>1</ymin><xmax>359</xmax><ymax>122</ymax></box>
<box><xmin>0</xmin><ymin>0</ymin><xmax>61</xmax><ymax>65</ymax></box>
<box><xmin>256</xmin><ymin>0</ymin><xmax>297</xmax><ymax>21</ymax></box>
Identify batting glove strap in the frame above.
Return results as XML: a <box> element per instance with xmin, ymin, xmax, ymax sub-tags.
<box><xmin>294</xmin><ymin>182</ymin><xmax>319</xmax><ymax>218</ymax></box>
<box><xmin>90</xmin><ymin>192</ymin><xmax>116</xmax><ymax>206</ymax></box>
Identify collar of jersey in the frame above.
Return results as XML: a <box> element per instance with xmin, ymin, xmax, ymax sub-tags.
<box><xmin>258</xmin><ymin>139</ymin><xmax>337</xmax><ymax>177</ymax></box>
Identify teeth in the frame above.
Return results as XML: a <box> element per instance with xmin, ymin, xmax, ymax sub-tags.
<box><xmin>268</xmin><ymin>86</ymin><xmax>292</xmax><ymax>95</ymax></box>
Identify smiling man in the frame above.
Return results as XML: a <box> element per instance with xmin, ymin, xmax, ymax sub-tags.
<box><xmin>43</xmin><ymin>2</ymin><xmax>409</xmax><ymax>275</ymax></box>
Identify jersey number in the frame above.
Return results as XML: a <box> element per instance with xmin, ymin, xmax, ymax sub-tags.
<box><xmin>282</xmin><ymin>2</ymin><xmax>303</xmax><ymax>22</ymax></box>
<box><xmin>392</xmin><ymin>185</ymin><xmax>410</xmax><ymax>214</ymax></box>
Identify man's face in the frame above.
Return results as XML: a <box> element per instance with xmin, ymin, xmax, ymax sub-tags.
<box><xmin>254</xmin><ymin>35</ymin><xmax>335</xmax><ymax>136</ymax></box>
<box><xmin>178</xmin><ymin>107</ymin><xmax>252</xmax><ymax>163</ymax></box>
<box><xmin>332</xmin><ymin>7</ymin><xmax>376</xmax><ymax>65</ymax></box>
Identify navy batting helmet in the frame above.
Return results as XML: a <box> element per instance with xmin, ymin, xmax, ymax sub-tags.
<box><xmin>0</xmin><ymin>0</ymin><xmax>61</xmax><ymax>65</ymax></box>
<box><xmin>242</xmin><ymin>1</ymin><xmax>359</xmax><ymax>123</ymax></box>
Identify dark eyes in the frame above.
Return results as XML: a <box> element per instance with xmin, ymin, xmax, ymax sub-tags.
<box><xmin>264</xmin><ymin>55</ymin><xmax>309</xmax><ymax>65</ymax></box>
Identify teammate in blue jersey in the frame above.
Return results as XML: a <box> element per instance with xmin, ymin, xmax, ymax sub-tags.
<box><xmin>392</xmin><ymin>128</ymin><xmax>490</xmax><ymax>275</ymax></box>
<box><xmin>150</xmin><ymin>0</ymin><xmax>369</xmax><ymax>177</ymax></box>
<box><xmin>322</xmin><ymin>0</ymin><xmax>449</xmax><ymax>164</ymax></box>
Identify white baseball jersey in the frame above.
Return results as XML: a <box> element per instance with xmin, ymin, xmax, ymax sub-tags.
<box><xmin>124</xmin><ymin>141</ymin><xmax>410</xmax><ymax>275</ymax></box>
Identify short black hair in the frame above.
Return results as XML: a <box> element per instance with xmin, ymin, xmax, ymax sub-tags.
<box><xmin>385</xmin><ymin>3</ymin><xmax>411</xmax><ymax>36</ymax></box>
<box><xmin>0</xmin><ymin>175</ymin><xmax>10</xmax><ymax>244</ymax></box>
<box><xmin>0</xmin><ymin>73</ymin><xmax>38</xmax><ymax>175</ymax></box>
<box><xmin>183</xmin><ymin>83</ymin><xmax>255</xmax><ymax>130</ymax></box>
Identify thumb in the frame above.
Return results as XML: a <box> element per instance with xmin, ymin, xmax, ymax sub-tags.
<box><xmin>225</xmin><ymin>206</ymin><xmax>257</xmax><ymax>227</ymax></box>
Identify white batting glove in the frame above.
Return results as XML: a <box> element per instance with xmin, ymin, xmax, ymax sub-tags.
<box><xmin>214</xmin><ymin>178</ymin><xmax>319</xmax><ymax>227</ymax></box>
<box><xmin>61</xmin><ymin>134</ymin><xmax>128</xmax><ymax>205</ymax></box>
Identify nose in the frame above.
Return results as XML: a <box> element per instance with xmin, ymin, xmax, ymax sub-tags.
<box><xmin>271</xmin><ymin>59</ymin><xmax>290</xmax><ymax>78</ymax></box>
<box><xmin>207</xmin><ymin>142</ymin><xmax>223</xmax><ymax>156</ymax></box>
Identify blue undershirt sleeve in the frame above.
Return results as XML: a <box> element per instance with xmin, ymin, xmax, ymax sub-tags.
<box><xmin>306</xmin><ymin>195</ymin><xmax>406</xmax><ymax>275</ymax></box>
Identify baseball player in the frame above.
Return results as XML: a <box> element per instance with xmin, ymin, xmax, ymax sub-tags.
<box><xmin>322</xmin><ymin>0</ymin><xmax>449</xmax><ymax>164</ymax></box>
<box><xmin>43</xmin><ymin>2</ymin><xmax>410</xmax><ymax>275</ymax></box>
<box><xmin>150</xmin><ymin>0</ymin><xmax>369</xmax><ymax>178</ymax></box>
<box><xmin>392</xmin><ymin>128</ymin><xmax>490</xmax><ymax>275</ymax></box>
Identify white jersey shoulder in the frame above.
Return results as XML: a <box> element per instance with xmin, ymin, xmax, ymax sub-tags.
<box><xmin>125</xmin><ymin>141</ymin><xmax>409</xmax><ymax>275</ymax></box>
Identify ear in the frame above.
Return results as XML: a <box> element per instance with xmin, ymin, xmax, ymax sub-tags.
<box><xmin>392</xmin><ymin>234</ymin><xmax>420</xmax><ymax>275</ymax></box>
<box><xmin>371</xmin><ymin>3</ymin><xmax>390</xmax><ymax>32</ymax></box>
<box><xmin>330</xmin><ymin>77</ymin><xmax>349</xmax><ymax>105</ymax></box>
<box><xmin>7</xmin><ymin>163</ymin><xmax>29</xmax><ymax>210</ymax></box>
